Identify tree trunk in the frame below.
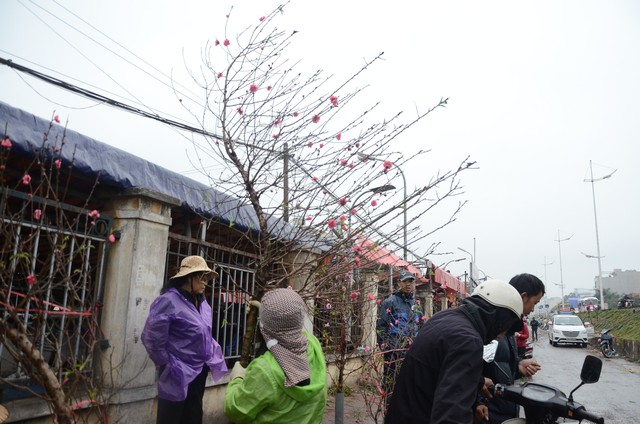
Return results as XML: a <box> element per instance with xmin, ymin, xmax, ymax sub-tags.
<box><xmin>0</xmin><ymin>322</ymin><xmax>73</xmax><ymax>424</ymax></box>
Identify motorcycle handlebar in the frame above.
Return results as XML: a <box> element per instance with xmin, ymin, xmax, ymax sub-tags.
<box><xmin>573</xmin><ymin>408</ymin><xmax>604</xmax><ymax>424</ymax></box>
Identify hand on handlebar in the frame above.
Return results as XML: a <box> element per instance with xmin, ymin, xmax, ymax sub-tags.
<box><xmin>481</xmin><ymin>377</ymin><xmax>494</xmax><ymax>398</ymax></box>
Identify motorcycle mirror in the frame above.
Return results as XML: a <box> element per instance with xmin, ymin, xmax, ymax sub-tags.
<box><xmin>580</xmin><ymin>355</ymin><xmax>602</xmax><ymax>384</ymax></box>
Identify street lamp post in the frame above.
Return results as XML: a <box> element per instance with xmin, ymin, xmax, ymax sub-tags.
<box><xmin>457</xmin><ymin>247</ymin><xmax>475</xmax><ymax>292</ymax></box>
<box><xmin>584</xmin><ymin>160</ymin><xmax>616</xmax><ymax>311</ymax></box>
<box><xmin>347</xmin><ymin>184</ymin><xmax>396</xmax><ymax>292</ymax></box>
<box><xmin>357</xmin><ymin>153</ymin><xmax>407</xmax><ymax>260</ymax></box>
<box><xmin>555</xmin><ymin>230</ymin><xmax>573</xmax><ymax>308</ymax></box>
<box><xmin>440</xmin><ymin>258</ymin><xmax>464</xmax><ymax>270</ymax></box>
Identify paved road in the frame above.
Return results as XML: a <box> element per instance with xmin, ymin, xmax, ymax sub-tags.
<box><xmin>323</xmin><ymin>332</ymin><xmax>640</xmax><ymax>423</ymax></box>
<box><xmin>529</xmin><ymin>331</ymin><xmax>640</xmax><ymax>422</ymax></box>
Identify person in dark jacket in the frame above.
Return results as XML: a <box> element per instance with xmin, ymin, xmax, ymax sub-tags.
<box><xmin>530</xmin><ymin>317</ymin><xmax>540</xmax><ymax>341</ymax></box>
<box><xmin>376</xmin><ymin>270</ymin><xmax>422</xmax><ymax>396</ymax></box>
<box><xmin>474</xmin><ymin>273</ymin><xmax>545</xmax><ymax>424</ymax></box>
<box><xmin>385</xmin><ymin>280</ymin><xmax>524</xmax><ymax>424</ymax></box>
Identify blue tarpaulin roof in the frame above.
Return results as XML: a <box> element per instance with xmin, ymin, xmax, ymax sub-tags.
<box><xmin>0</xmin><ymin>100</ymin><xmax>285</xmax><ymax>236</ymax></box>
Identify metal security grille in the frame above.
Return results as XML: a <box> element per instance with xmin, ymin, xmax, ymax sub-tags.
<box><xmin>0</xmin><ymin>188</ymin><xmax>111</xmax><ymax>400</ymax></box>
<box><xmin>166</xmin><ymin>231</ymin><xmax>256</xmax><ymax>363</ymax></box>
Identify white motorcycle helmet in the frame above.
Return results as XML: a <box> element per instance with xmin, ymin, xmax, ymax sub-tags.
<box><xmin>471</xmin><ymin>279</ymin><xmax>523</xmax><ymax>320</ymax></box>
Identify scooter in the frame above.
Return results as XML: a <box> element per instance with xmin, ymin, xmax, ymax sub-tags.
<box><xmin>491</xmin><ymin>355</ymin><xmax>604</xmax><ymax>424</ymax></box>
<box><xmin>598</xmin><ymin>329</ymin><xmax>617</xmax><ymax>358</ymax></box>
<box><xmin>617</xmin><ymin>296</ymin><xmax>633</xmax><ymax>309</ymax></box>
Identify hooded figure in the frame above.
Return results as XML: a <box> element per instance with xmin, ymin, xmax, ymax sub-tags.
<box><xmin>385</xmin><ymin>280</ymin><xmax>524</xmax><ymax>424</ymax></box>
<box><xmin>224</xmin><ymin>288</ymin><xmax>327</xmax><ymax>423</ymax></box>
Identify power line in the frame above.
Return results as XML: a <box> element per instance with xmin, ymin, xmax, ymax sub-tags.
<box><xmin>0</xmin><ymin>56</ymin><xmax>427</xmax><ymax>264</ymax></box>
<box><xmin>1</xmin><ymin>56</ymin><xmax>223</xmax><ymax>140</ymax></box>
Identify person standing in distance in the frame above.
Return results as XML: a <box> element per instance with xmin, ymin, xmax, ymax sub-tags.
<box><xmin>385</xmin><ymin>280</ymin><xmax>524</xmax><ymax>424</ymax></box>
<box><xmin>376</xmin><ymin>270</ymin><xmax>422</xmax><ymax>396</ymax></box>
<box><xmin>141</xmin><ymin>255</ymin><xmax>228</xmax><ymax>424</ymax></box>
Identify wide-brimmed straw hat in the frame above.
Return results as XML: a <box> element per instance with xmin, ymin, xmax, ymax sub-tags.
<box><xmin>170</xmin><ymin>255</ymin><xmax>218</xmax><ymax>279</ymax></box>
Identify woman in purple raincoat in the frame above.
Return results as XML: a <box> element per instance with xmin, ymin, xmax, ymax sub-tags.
<box><xmin>142</xmin><ymin>256</ymin><xmax>227</xmax><ymax>424</ymax></box>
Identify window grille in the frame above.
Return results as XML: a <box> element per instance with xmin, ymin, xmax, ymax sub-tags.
<box><xmin>166</xmin><ymin>231</ymin><xmax>256</xmax><ymax>366</ymax></box>
<box><xmin>0</xmin><ymin>188</ymin><xmax>111</xmax><ymax>401</ymax></box>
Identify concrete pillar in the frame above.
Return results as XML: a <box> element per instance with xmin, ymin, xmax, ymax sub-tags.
<box><xmin>97</xmin><ymin>188</ymin><xmax>180</xmax><ymax>412</ymax></box>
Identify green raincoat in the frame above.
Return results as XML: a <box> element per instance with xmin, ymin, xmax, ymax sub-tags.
<box><xmin>224</xmin><ymin>332</ymin><xmax>327</xmax><ymax>423</ymax></box>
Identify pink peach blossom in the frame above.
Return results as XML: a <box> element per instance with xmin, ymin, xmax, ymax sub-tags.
<box><xmin>307</xmin><ymin>141</ymin><xmax>313</xmax><ymax>148</ymax></box>
<box><xmin>336</xmin><ymin>133</ymin><xmax>341</xmax><ymax>140</ymax></box>
<box><xmin>330</xmin><ymin>95</ymin><xmax>338</xmax><ymax>107</ymax></box>
<box><xmin>22</xmin><ymin>174</ymin><xmax>31</xmax><ymax>185</ymax></box>
<box><xmin>54</xmin><ymin>159</ymin><xmax>61</xmax><ymax>169</ymax></box>
<box><xmin>327</xmin><ymin>219</ymin><xmax>337</xmax><ymax>229</ymax></box>
<box><xmin>223</xmin><ymin>39</ymin><xmax>230</xmax><ymax>46</ymax></box>
<box><xmin>33</xmin><ymin>209</ymin><xmax>42</xmax><ymax>220</ymax></box>
<box><xmin>108</xmin><ymin>234</ymin><xmax>116</xmax><ymax>243</ymax></box>
<box><xmin>311</xmin><ymin>114</ymin><xmax>320</xmax><ymax>123</ymax></box>
<box><xmin>54</xmin><ymin>115</ymin><xmax>60</xmax><ymax>123</ymax></box>
<box><xmin>26</xmin><ymin>274</ymin><xmax>36</xmax><ymax>285</ymax></box>
<box><xmin>249</xmin><ymin>84</ymin><xmax>258</xmax><ymax>93</ymax></box>
<box><xmin>371</xmin><ymin>200</ymin><xmax>378</xmax><ymax>207</ymax></box>
<box><xmin>259</xmin><ymin>16</ymin><xmax>266</xmax><ymax>21</ymax></box>
<box><xmin>1</xmin><ymin>137</ymin><xmax>11</xmax><ymax>148</ymax></box>
<box><xmin>338</xmin><ymin>198</ymin><xmax>347</xmax><ymax>206</ymax></box>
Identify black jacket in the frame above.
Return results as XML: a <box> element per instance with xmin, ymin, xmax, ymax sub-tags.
<box><xmin>476</xmin><ymin>335</ymin><xmax>521</xmax><ymax>423</ymax></box>
<box><xmin>386</xmin><ymin>299</ymin><xmax>495</xmax><ymax>424</ymax></box>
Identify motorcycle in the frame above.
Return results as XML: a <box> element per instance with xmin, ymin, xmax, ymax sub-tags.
<box><xmin>490</xmin><ymin>355</ymin><xmax>604</xmax><ymax>424</ymax></box>
<box><xmin>617</xmin><ymin>297</ymin><xmax>633</xmax><ymax>309</ymax></box>
<box><xmin>598</xmin><ymin>329</ymin><xmax>617</xmax><ymax>358</ymax></box>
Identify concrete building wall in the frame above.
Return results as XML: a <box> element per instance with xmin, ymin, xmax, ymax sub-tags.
<box><xmin>601</xmin><ymin>268</ymin><xmax>640</xmax><ymax>295</ymax></box>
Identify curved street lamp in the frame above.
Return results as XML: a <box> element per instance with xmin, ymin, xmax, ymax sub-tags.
<box><xmin>357</xmin><ymin>152</ymin><xmax>407</xmax><ymax>260</ymax></box>
<box><xmin>555</xmin><ymin>230</ymin><xmax>573</xmax><ymax>308</ymax></box>
<box><xmin>584</xmin><ymin>160</ymin><xmax>616</xmax><ymax>310</ymax></box>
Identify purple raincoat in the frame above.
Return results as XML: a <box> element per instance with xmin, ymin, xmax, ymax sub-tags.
<box><xmin>141</xmin><ymin>288</ymin><xmax>227</xmax><ymax>402</ymax></box>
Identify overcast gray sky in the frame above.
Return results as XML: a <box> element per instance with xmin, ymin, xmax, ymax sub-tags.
<box><xmin>2</xmin><ymin>0</ymin><xmax>639</xmax><ymax>300</ymax></box>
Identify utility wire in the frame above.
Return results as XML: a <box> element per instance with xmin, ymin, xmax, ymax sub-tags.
<box><xmin>1</xmin><ymin>56</ymin><xmax>223</xmax><ymax>140</ymax></box>
<box><xmin>0</xmin><ymin>56</ymin><xmax>426</xmax><ymax>265</ymax></box>
<box><xmin>29</xmin><ymin>0</ymin><xmax>206</xmax><ymax>108</ymax></box>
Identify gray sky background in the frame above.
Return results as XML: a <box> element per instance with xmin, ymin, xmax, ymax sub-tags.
<box><xmin>1</xmin><ymin>0</ymin><xmax>639</xmax><ymax>300</ymax></box>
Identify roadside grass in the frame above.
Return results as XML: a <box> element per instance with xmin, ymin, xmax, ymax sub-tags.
<box><xmin>578</xmin><ymin>309</ymin><xmax>640</xmax><ymax>341</ymax></box>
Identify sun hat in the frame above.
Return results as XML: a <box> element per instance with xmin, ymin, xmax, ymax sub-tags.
<box><xmin>170</xmin><ymin>255</ymin><xmax>218</xmax><ymax>279</ymax></box>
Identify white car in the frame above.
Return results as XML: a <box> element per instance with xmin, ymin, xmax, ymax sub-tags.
<box><xmin>548</xmin><ymin>314</ymin><xmax>588</xmax><ymax>347</ymax></box>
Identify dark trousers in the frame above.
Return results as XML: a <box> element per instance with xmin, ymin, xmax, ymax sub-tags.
<box><xmin>157</xmin><ymin>365</ymin><xmax>209</xmax><ymax>424</ymax></box>
<box><xmin>531</xmin><ymin>327</ymin><xmax>538</xmax><ymax>341</ymax></box>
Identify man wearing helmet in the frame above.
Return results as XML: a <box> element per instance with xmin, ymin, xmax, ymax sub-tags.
<box><xmin>385</xmin><ymin>280</ymin><xmax>524</xmax><ymax>424</ymax></box>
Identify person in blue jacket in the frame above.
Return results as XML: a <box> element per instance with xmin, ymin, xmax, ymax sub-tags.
<box><xmin>376</xmin><ymin>270</ymin><xmax>422</xmax><ymax>396</ymax></box>
<box><xmin>141</xmin><ymin>255</ymin><xmax>227</xmax><ymax>424</ymax></box>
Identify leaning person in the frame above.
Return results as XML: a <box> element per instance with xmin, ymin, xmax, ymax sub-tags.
<box><xmin>474</xmin><ymin>273</ymin><xmax>545</xmax><ymax>424</ymax></box>
<box><xmin>385</xmin><ymin>280</ymin><xmax>524</xmax><ymax>424</ymax></box>
<box><xmin>224</xmin><ymin>288</ymin><xmax>327</xmax><ymax>423</ymax></box>
<box><xmin>141</xmin><ymin>255</ymin><xmax>228</xmax><ymax>424</ymax></box>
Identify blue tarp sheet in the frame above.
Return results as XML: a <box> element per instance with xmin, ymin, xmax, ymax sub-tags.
<box><xmin>0</xmin><ymin>100</ymin><xmax>267</xmax><ymax>234</ymax></box>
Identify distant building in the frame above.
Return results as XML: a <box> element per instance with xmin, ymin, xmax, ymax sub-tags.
<box><xmin>600</xmin><ymin>269</ymin><xmax>640</xmax><ymax>296</ymax></box>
